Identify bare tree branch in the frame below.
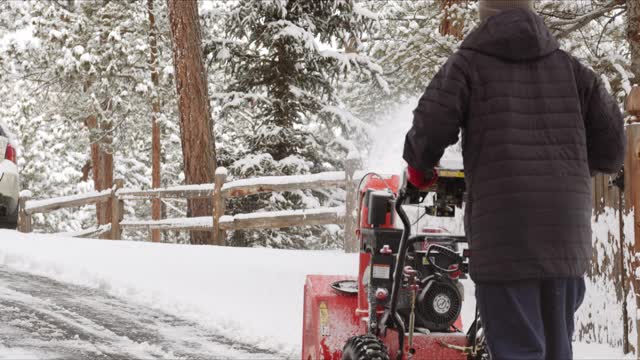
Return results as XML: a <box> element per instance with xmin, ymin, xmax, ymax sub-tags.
<box><xmin>547</xmin><ymin>0</ymin><xmax>626</xmax><ymax>39</ymax></box>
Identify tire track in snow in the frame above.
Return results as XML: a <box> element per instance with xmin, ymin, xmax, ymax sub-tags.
<box><xmin>0</xmin><ymin>266</ymin><xmax>283</xmax><ymax>359</ymax></box>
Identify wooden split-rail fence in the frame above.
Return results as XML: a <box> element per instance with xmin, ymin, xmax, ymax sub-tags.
<box><xmin>17</xmin><ymin>158</ymin><xmax>363</xmax><ymax>252</ymax></box>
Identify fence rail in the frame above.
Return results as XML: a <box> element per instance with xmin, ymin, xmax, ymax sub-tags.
<box><xmin>25</xmin><ymin>190</ymin><xmax>113</xmax><ymax>215</ymax></box>
<box><xmin>18</xmin><ymin>158</ymin><xmax>361</xmax><ymax>251</ymax></box>
<box><xmin>218</xmin><ymin>206</ymin><xmax>345</xmax><ymax>231</ymax></box>
<box><xmin>120</xmin><ymin>217</ymin><xmax>212</xmax><ymax>232</ymax></box>
<box><xmin>117</xmin><ymin>184</ymin><xmax>214</xmax><ymax>200</ymax></box>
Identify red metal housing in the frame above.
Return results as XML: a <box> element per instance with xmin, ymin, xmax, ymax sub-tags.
<box><xmin>302</xmin><ymin>275</ymin><xmax>360</xmax><ymax>360</ymax></box>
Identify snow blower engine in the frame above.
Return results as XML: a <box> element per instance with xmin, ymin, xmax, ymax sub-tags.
<box><xmin>365</xmin><ymin>172</ymin><xmax>466</xmax><ymax>334</ymax></box>
<box><xmin>302</xmin><ymin>167</ymin><xmax>487</xmax><ymax>360</ymax></box>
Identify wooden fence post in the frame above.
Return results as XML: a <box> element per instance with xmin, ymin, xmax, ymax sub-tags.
<box><xmin>626</xmin><ymin>88</ymin><xmax>640</xmax><ymax>355</ymax></box>
<box><xmin>625</xmin><ymin>123</ymin><xmax>640</xmax><ymax>355</ymax></box>
<box><xmin>18</xmin><ymin>192</ymin><xmax>32</xmax><ymax>233</ymax></box>
<box><xmin>212</xmin><ymin>167</ymin><xmax>227</xmax><ymax>246</ymax></box>
<box><xmin>344</xmin><ymin>158</ymin><xmax>361</xmax><ymax>253</ymax></box>
<box><xmin>616</xmin><ymin>178</ymin><xmax>630</xmax><ymax>355</ymax></box>
<box><xmin>111</xmin><ymin>178</ymin><xmax>124</xmax><ymax>240</ymax></box>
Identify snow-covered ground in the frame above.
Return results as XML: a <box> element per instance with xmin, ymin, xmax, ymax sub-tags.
<box><xmin>0</xmin><ymin>231</ymin><xmax>353</xmax><ymax>357</ymax></box>
<box><xmin>0</xmin><ymin>265</ymin><xmax>275</xmax><ymax>359</ymax></box>
<box><xmin>0</xmin><ymin>231</ymin><xmax>631</xmax><ymax>358</ymax></box>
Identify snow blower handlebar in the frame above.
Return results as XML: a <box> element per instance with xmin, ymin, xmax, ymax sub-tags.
<box><xmin>387</xmin><ymin>169</ymin><xmax>467</xmax><ymax>360</ymax></box>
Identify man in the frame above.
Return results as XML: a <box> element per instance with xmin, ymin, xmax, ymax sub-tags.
<box><xmin>403</xmin><ymin>1</ymin><xmax>626</xmax><ymax>359</ymax></box>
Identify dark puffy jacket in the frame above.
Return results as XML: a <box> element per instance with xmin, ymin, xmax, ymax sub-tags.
<box><xmin>403</xmin><ymin>9</ymin><xmax>625</xmax><ymax>282</ymax></box>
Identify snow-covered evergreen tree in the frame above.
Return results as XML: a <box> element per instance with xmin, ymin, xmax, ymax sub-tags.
<box><xmin>205</xmin><ymin>0</ymin><xmax>385</xmax><ymax>248</ymax></box>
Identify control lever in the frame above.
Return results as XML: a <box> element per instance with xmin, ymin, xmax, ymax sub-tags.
<box><xmin>404</xmin><ymin>266</ymin><xmax>419</xmax><ymax>358</ymax></box>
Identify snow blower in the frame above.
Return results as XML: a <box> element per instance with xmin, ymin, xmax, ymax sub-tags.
<box><xmin>301</xmin><ymin>167</ymin><xmax>488</xmax><ymax>360</ymax></box>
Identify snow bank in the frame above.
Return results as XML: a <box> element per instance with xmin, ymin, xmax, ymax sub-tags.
<box><xmin>575</xmin><ymin>209</ymin><xmax>637</xmax><ymax>350</ymax></box>
<box><xmin>0</xmin><ymin>231</ymin><xmax>356</xmax><ymax>356</ymax></box>
<box><xmin>574</xmin><ymin>342</ymin><xmax>635</xmax><ymax>359</ymax></box>
<box><xmin>0</xmin><ymin>344</ymin><xmax>46</xmax><ymax>360</ymax></box>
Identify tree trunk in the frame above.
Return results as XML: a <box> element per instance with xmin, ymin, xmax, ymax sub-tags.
<box><xmin>439</xmin><ymin>0</ymin><xmax>466</xmax><ymax>39</ymax></box>
<box><xmin>167</xmin><ymin>0</ymin><xmax>216</xmax><ymax>245</ymax></box>
<box><xmin>148</xmin><ymin>0</ymin><xmax>162</xmax><ymax>243</ymax></box>
<box><xmin>629</xmin><ymin>0</ymin><xmax>640</xmax><ymax>84</ymax></box>
<box><xmin>86</xmin><ymin>115</ymin><xmax>114</xmax><ymax>234</ymax></box>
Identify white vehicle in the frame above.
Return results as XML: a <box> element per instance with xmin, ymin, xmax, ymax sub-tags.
<box><xmin>0</xmin><ymin>122</ymin><xmax>19</xmax><ymax>229</ymax></box>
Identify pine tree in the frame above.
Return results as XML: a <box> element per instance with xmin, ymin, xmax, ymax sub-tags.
<box><xmin>205</xmin><ymin>0</ymin><xmax>385</xmax><ymax>248</ymax></box>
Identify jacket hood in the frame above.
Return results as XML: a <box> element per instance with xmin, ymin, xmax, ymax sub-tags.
<box><xmin>461</xmin><ymin>9</ymin><xmax>559</xmax><ymax>61</ymax></box>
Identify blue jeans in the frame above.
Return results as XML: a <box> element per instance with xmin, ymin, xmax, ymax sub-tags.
<box><xmin>476</xmin><ymin>278</ymin><xmax>586</xmax><ymax>360</ymax></box>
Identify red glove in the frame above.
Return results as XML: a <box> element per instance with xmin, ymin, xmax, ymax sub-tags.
<box><xmin>407</xmin><ymin>166</ymin><xmax>438</xmax><ymax>189</ymax></box>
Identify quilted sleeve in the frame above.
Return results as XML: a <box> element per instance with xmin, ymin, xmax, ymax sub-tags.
<box><xmin>574</xmin><ymin>58</ymin><xmax>626</xmax><ymax>175</ymax></box>
<box><xmin>403</xmin><ymin>51</ymin><xmax>470</xmax><ymax>171</ymax></box>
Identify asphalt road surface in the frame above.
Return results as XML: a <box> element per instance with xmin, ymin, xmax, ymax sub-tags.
<box><xmin>0</xmin><ymin>266</ymin><xmax>282</xmax><ymax>359</ymax></box>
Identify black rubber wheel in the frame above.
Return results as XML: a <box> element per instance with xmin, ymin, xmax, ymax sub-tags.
<box><xmin>0</xmin><ymin>221</ymin><xmax>17</xmax><ymax>230</ymax></box>
<box><xmin>341</xmin><ymin>335</ymin><xmax>389</xmax><ymax>360</ymax></box>
<box><xmin>0</xmin><ymin>204</ymin><xmax>19</xmax><ymax>230</ymax></box>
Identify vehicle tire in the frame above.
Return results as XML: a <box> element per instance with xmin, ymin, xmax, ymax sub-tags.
<box><xmin>0</xmin><ymin>204</ymin><xmax>19</xmax><ymax>230</ymax></box>
<box><xmin>0</xmin><ymin>220</ymin><xmax>17</xmax><ymax>230</ymax></box>
<box><xmin>341</xmin><ymin>335</ymin><xmax>389</xmax><ymax>360</ymax></box>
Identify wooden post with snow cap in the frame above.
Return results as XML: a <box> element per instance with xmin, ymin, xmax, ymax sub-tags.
<box><xmin>18</xmin><ymin>190</ymin><xmax>32</xmax><ymax>233</ymax></box>
<box><xmin>212</xmin><ymin>167</ymin><xmax>228</xmax><ymax>246</ymax></box>
<box><xmin>626</xmin><ymin>85</ymin><xmax>640</xmax><ymax>125</ymax></box>
<box><xmin>110</xmin><ymin>179</ymin><xmax>125</xmax><ymax>240</ymax></box>
<box><xmin>344</xmin><ymin>157</ymin><xmax>361</xmax><ymax>253</ymax></box>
